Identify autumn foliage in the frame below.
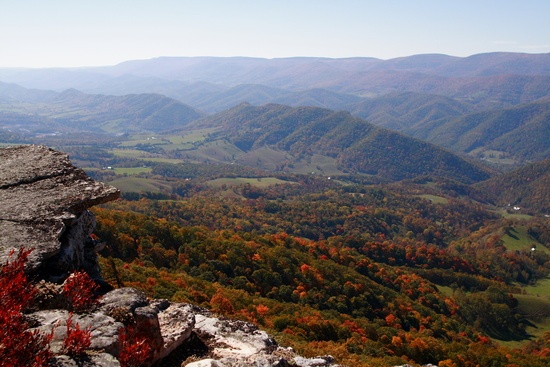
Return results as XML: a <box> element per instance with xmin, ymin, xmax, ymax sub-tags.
<box><xmin>91</xmin><ymin>176</ymin><xmax>550</xmax><ymax>367</ymax></box>
<box><xmin>0</xmin><ymin>249</ymin><xmax>53</xmax><ymax>367</ymax></box>
<box><xmin>60</xmin><ymin>313</ymin><xmax>92</xmax><ymax>357</ymax></box>
<box><xmin>118</xmin><ymin>325</ymin><xmax>153</xmax><ymax>367</ymax></box>
<box><xmin>63</xmin><ymin>270</ymin><xmax>100</xmax><ymax>312</ymax></box>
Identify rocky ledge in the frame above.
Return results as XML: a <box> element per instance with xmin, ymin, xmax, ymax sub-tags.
<box><xmin>0</xmin><ymin>145</ymin><xmax>342</xmax><ymax>367</ymax></box>
<box><xmin>0</xmin><ymin>145</ymin><xmax>120</xmax><ymax>280</ymax></box>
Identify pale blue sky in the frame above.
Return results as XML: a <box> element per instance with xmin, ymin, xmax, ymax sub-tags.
<box><xmin>1</xmin><ymin>0</ymin><xmax>548</xmax><ymax>68</ymax></box>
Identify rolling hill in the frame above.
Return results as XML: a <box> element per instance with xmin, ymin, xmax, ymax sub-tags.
<box><xmin>350</xmin><ymin>91</ymin><xmax>475</xmax><ymax>131</ymax></box>
<box><xmin>0</xmin><ymin>81</ymin><xmax>57</xmax><ymax>103</ymax></box>
<box><xmin>190</xmin><ymin>103</ymin><xmax>493</xmax><ymax>183</ymax></box>
<box><xmin>404</xmin><ymin>99</ymin><xmax>550</xmax><ymax>162</ymax></box>
<box><xmin>0</xmin><ymin>87</ymin><xmax>204</xmax><ymax>135</ymax></box>
<box><xmin>476</xmin><ymin>158</ymin><xmax>550</xmax><ymax>213</ymax></box>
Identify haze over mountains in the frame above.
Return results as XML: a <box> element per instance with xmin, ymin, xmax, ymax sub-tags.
<box><xmin>0</xmin><ymin>52</ymin><xmax>549</xmax><ymax>175</ymax></box>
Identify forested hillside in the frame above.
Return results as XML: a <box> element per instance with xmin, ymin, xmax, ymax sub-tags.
<box><xmin>190</xmin><ymin>103</ymin><xmax>492</xmax><ymax>182</ymax></box>
<box><xmin>403</xmin><ymin>99</ymin><xmax>550</xmax><ymax>162</ymax></box>
<box><xmin>0</xmin><ymin>87</ymin><xmax>204</xmax><ymax>136</ymax></box>
<box><xmin>476</xmin><ymin>159</ymin><xmax>550</xmax><ymax>213</ymax></box>
<box><xmin>90</xmin><ymin>167</ymin><xmax>550</xmax><ymax>367</ymax></box>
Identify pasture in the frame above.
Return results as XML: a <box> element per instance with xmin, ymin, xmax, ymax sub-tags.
<box><xmin>106</xmin><ymin>177</ymin><xmax>173</xmax><ymax>194</ymax></box>
<box><xmin>207</xmin><ymin>177</ymin><xmax>293</xmax><ymax>188</ymax></box>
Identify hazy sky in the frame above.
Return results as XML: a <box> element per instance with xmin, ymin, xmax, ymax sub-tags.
<box><xmin>1</xmin><ymin>0</ymin><xmax>549</xmax><ymax>68</ymax></box>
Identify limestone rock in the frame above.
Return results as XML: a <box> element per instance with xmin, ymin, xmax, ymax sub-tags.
<box><xmin>0</xmin><ymin>145</ymin><xmax>120</xmax><ymax>278</ymax></box>
<box><xmin>50</xmin><ymin>353</ymin><xmax>121</xmax><ymax>367</ymax></box>
<box><xmin>29</xmin><ymin>309</ymin><xmax>123</xmax><ymax>355</ymax></box>
<box><xmin>194</xmin><ymin>312</ymin><xmax>276</xmax><ymax>361</ymax></box>
<box><xmin>158</xmin><ymin>303</ymin><xmax>196</xmax><ymax>359</ymax></box>
<box><xmin>185</xmin><ymin>359</ymin><xmax>222</xmax><ymax>367</ymax></box>
<box><xmin>99</xmin><ymin>287</ymin><xmax>149</xmax><ymax>315</ymax></box>
<box><xmin>186</xmin><ymin>306</ymin><xmax>343</xmax><ymax>367</ymax></box>
<box><xmin>293</xmin><ymin>356</ymin><xmax>336</xmax><ymax>367</ymax></box>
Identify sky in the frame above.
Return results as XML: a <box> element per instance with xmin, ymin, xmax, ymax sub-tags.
<box><xmin>1</xmin><ymin>0</ymin><xmax>549</xmax><ymax>68</ymax></box>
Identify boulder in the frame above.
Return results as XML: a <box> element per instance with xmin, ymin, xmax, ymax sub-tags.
<box><xmin>185</xmin><ymin>359</ymin><xmax>223</xmax><ymax>367</ymax></box>
<box><xmin>191</xmin><ymin>308</ymin><xmax>280</xmax><ymax>366</ymax></box>
<box><xmin>99</xmin><ymin>287</ymin><xmax>150</xmax><ymax>315</ymax></box>
<box><xmin>157</xmin><ymin>303</ymin><xmax>196</xmax><ymax>359</ymax></box>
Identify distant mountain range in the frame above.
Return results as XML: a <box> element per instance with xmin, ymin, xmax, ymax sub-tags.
<box><xmin>1</xmin><ymin>52</ymin><xmax>548</xmax><ymax>168</ymax></box>
<box><xmin>2</xmin><ymin>53</ymin><xmax>549</xmax><ymax>108</ymax></box>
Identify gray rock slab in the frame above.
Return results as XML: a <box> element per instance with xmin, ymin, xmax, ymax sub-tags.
<box><xmin>0</xmin><ymin>145</ymin><xmax>119</xmax><ymax>273</ymax></box>
<box><xmin>99</xmin><ymin>287</ymin><xmax>149</xmax><ymax>315</ymax></box>
<box><xmin>29</xmin><ymin>309</ymin><xmax>123</xmax><ymax>355</ymax></box>
<box><xmin>51</xmin><ymin>353</ymin><xmax>121</xmax><ymax>367</ymax></box>
<box><xmin>158</xmin><ymin>303</ymin><xmax>196</xmax><ymax>359</ymax></box>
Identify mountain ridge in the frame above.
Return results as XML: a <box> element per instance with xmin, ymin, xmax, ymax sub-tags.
<box><xmin>404</xmin><ymin>99</ymin><xmax>550</xmax><ymax>162</ymax></box>
<box><xmin>191</xmin><ymin>103</ymin><xmax>493</xmax><ymax>183</ymax></box>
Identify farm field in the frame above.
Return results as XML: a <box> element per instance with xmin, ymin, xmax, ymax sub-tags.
<box><xmin>207</xmin><ymin>177</ymin><xmax>293</xmax><ymax>188</ymax></box>
<box><xmin>414</xmin><ymin>194</ymin><xmax>449</xmax><ymax>204</ymax></box>
<box><xmin>502</xmin><ymin>225</ymin><xmax>547</xmax><ymax>253</ymax></box>
<box><xmin>106</xmin><ymin>176</ymin><xmax>173</xmax><ymax>193</ymax></box>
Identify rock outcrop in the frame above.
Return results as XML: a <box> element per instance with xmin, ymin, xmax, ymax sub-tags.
<box><xmin>0</xmin><ymin>145</ymin><xmax>120</xmax><ymax>280</ymax></box>
<box><xmin>1</xmin><ymin>145</ymin><xmax>343</xmax><ymax>367</ymax></box>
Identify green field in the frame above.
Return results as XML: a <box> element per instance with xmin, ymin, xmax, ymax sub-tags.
<box><xmin>111</xmin><ymin>148</ymin><xmax>185</xmax><ymax>164</ymax></box>
<box><xmin>207</xmin><ymin>177</ymin><xmax>294</xmax><ymax>188</ymax></box>
<box><xmin>514</xmin><ymin>293</ymin><xmax>550</xmax><ymax>343</ymax></box>
<box><xmin>469</xmin><ymin>148</ymin><xmax>519</xmax><ymax>165</ymax></box>
<box><xmin>495</xmin><ymin>208</ymin><xmax>533</xmax><ymax>220</ymax></box>
<box><xmin>184</xmin><ymin>140</ymin><xmax>243</xmax><ymax>163</ymax></box>
<box><xmin>118</xmin><ymin>136</ymin><xmax>168</xmax><ymax>147</ymax></box>
<box><xmin>107</xmin><ymin>177</ymin><xmax>173</xmax><ymax>193</ymax></box>
<box><xmin>527</xmin><ymin>277</ymin><xmax>550</xmax><ymax>298</ymax></box>
<box><xmin>289</xmin><ymin>154</ymin><xmax>344</xmax><ymax>176</ymax></box>
<box><xmin>112</xmin><ymin>167</ymin><xmax>152</xmax><ymax>175</ymax></box>
<box><xmin>111</xmin><ymin>148</ymin><xmax>150</xmax><ymax>158</ymax></box>
<box><xmin>501</xmin><ymin>225</ymin><xmax>546</xmax><ymax>253</ymax></box>
<box><xmin>414</xmin><ymin>194</ymin><xmax>449</xmax><ymax>204</ymax></box>
<box><xmin>117</xmin><ymin>129</ymin><xmax>217</xmax><ymax>151</ymax></box>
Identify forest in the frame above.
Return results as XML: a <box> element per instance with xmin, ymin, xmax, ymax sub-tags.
<box><xmin>84</xmin><ymin>159</ymin><xmax>550</xmax><ymax>367</ymax></box>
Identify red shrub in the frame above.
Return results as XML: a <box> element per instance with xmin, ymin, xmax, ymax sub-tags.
<box><xmin>60</xmin><ymin>313</ymin><xmax>92</xmax><ymax>357</ymax></box>
<box><xmin>0</xmin><ymin>248</ymin><xmax>53</xmax><ymax>367</ymax></box>
<box><xmin>0</xmin><ymin>248</ymin><xmax>35</xmax><ymax>311</ymax></box>
<box><xmin>63</xmin><ymin>270</ymin><xmax>100</xmax><ymax>312</ymax></box>
<box><xmin>118</xmin><ymin>325</ymin><xmax>153</xmax><ymax>367</ymax></box>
